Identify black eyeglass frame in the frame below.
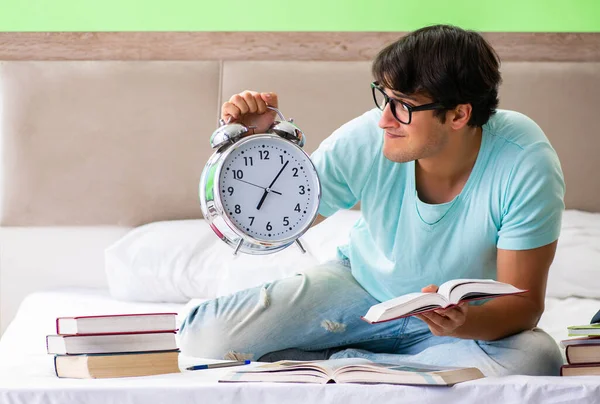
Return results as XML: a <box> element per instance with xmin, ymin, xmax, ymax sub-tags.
<box><xmin>371</xmin><ymin>81</ymin><xmax>446</xmax><ymax>125</ymax></box>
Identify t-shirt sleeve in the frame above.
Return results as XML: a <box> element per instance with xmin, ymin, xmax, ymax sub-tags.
<box><xmin>310</xmin><ymin>110</ymin><xmax>381</xmax><ymax>217</ymax></box>
<box><xmin>497</xmin><ymin>142</ymin><xmax>565</xmax><ymax>250</ymax></box>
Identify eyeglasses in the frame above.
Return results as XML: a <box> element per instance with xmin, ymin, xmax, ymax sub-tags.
<box><xmin>371</xmin><ymin>82</ymin><xmax>445</xmax><ymax>125</ymax></box>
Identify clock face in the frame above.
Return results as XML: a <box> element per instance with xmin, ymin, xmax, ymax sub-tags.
<box><xmin>218</xmin><ymin>135</ymin><xmax>320</xmax><ymax>242</ymax></box>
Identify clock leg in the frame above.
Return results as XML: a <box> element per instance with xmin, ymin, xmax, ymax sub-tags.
<box><xmin>233</xmin><ymin>239</ymin><xmax>244</xmax><ymax>255</ymax></box>
<box><xmin>295</xmin><ymin>239</ymin><xmax>306</xmax><ymax>254</ymax></box>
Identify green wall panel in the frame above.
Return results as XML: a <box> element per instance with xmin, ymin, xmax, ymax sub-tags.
<box><xmin>1</xmin><ymin>0</ymin><xmax>599</xmax><ymax>32</ymax></box>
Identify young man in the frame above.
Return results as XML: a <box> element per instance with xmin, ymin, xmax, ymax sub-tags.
<box><xmin>179</xmin><ymin>25</ymin><xmax>565</xmax><ymax>376</ymax></box>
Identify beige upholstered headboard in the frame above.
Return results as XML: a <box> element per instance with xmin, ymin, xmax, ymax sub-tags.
<box><xmin>0</xmin><ymin>32</ymin><xmax>599</xmax><ymax>332</ymax></box>
<box><xmin>1</xmin><ymin>60</ymin><xmax>599</xmax><ymax>228</ymax></box>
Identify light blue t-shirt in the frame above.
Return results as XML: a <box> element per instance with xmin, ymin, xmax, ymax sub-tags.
<box><xmin>310</xmin><ymin>109</ymin><xmax>565</xmax><ymax>303</ymax></box>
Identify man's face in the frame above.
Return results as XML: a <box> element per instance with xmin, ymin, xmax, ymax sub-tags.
<box><xmin>378</xmin><ymin>88</ymin><xmax>449</xmax><ymax>163</ymax></box>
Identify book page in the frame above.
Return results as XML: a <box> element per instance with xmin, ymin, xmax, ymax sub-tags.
<box><xmin>437</xmin><ymin>279</ymin><xmax>523</xmax><ymax>304</ymax></box>
<box><xmin>336</xmin><ymin>360</ymin><xmax>464</xmax><ymax>375</ymax></box>
<box><xmin>362</xmin><ymin>292</ymin><xmax>449</xmax><ymax>323</ymax></box>
<box><xmin>378</xmin><ymin>293</ymin><xmax>451</xmax><ymax>311</ymax></box>
<box><xmin>240</xmin><ymin>361</ymin><xmax>330</xmax><ymax>375</ymax></box>
<box><xmin>437</xmin><ymin>279</ymin><xmax>493</xmax><ymax>300</ymax></box>
<box><xmin>333</xmin><ymin>361</ymin><xmax>484</xmax><ymax>385</ymax></box>
<box><xmin>313</xmin><ymin>358</ymin><xmax>373</xmax><ymax>372</ymax></box>
<box><xmin>234</xmin><ymin>358</ymin><xmax>373</xmax><ymax>377</ymax></box>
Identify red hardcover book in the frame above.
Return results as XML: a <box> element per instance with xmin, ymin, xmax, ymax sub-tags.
<box><xmin>560</xmin><ymin>363</ymin><xmax>600</xmax><ymax>376</ymax></box>
<box><xmin>561</xmin><ymin>336</ymin><xmax>600</xmax><ymax>365</ymax></box>
<box><xmin>56</xmin><ymin>313</ymin><xmax>177</xmax><ymax>335</ymax></box>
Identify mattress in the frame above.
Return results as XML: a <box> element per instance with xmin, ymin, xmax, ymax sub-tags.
<box><xmin>0</xmin><ymin>289</ymin><xmax>599</xmax><ymax>404</ymax></box>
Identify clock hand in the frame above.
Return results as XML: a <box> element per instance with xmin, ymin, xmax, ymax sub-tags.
<box><xmin>256</xmin><ymin>190</ymin><xmax>268</xmax><ymax>210</ymax></box>
<box><xmin>267</xmin><ymin>160</ymin><xmax>289</xmax><ymax>189</ymax></box>
<box><xmin>257</xmin><ymin>161</ymin><xmax>289</xmax><ymax>211</ymax></box>
<box><xmin>234</xmin><ymin>178</ymin><xmax>282</xmax><ymax>195</ymax></box>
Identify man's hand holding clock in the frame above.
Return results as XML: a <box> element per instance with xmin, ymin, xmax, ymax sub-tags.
<box><xmin>221</xmin><ymin>90</ymin><xmax>278</xmax><ymax>135</ymax></box>
<box><xmin>201</xmin><ymin>89</ymin><xmax>322</xmax><ymax>255</ymax></box>
<box><xmin>220</xmin><ymin>90</ymin><xmax>289</xmax><ymax>211</ymax></box>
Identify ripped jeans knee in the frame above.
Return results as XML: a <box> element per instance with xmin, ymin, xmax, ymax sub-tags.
<box><xmin>177</xmin><ymin>261</ymin><xmax>388</xmax><ymax>360</ymax></box>
<box><xmin>178</xmin><ymin>282</ymin><xmax>275</xmax><ymax>360</ymax></box>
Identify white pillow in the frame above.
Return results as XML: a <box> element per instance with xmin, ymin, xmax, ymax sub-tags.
<box><xmin>105</xmin><ymin>210</ymin><xmax>362</xmax><ymax>303</ymax></box>
<box><xmin>216</xmin><ymin>209</ymin><xmax>361</xmax><ymax>296</ymax></box>
<box><xmin>106</xmin><ymin>208</ymin><xmax>599</xmax><ymax>303</ymax></box>
<box><xmin>105</xmin><ymin>220</ymin><xmax>223</xmax><ymax>303</ymax></box>
<box><xmin>546</xmin><ymin>210</ymin><xmax>600</xmax><ymax>299</ymax></box>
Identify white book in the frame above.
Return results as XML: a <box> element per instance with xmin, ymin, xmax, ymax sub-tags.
<box><xmin>362</xmin><ymin>279</ymin><xmax>526</xmax><ymax>324</ymax></box>
<box><xmin>56</xmin><ymin>313</ymin><xmax>177</xmax><ymax>335</ymax></box>
<box><xmin>46</xmin><ymin>332</ymin><xmax>177</xmax><ymax>355</ymax></box>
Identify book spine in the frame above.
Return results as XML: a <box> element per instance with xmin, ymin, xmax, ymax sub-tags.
<box><xmin>61</xmin><ymin>348</ymin><xmax>178</xmax><ymax>355</ymax></box>
<box><xmin>54</xmin><ymin>349</ymin><xmax>180</xmax><ymax>357</ymax></box>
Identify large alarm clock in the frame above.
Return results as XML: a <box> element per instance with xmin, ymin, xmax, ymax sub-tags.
<box><xmin>199</xmin><ymin>107</ymin><xmax>321</xmax><ymax>255</ymax></box>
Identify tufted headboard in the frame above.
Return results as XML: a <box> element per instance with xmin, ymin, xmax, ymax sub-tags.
<box><xmin>0</xmin><ymin>32</ymin><xmax>599</xmax><ymax>332</ymax></box>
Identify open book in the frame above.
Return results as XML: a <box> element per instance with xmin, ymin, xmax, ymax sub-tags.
<box><xmin>362</xmin><ymin>279</ymin><xmax>526</xmax><ymax>324</ymax></box>
<box><xmin>219</xmin><ymin>358</ymin><xmax>484</xmax><ymax>386</ymax></box>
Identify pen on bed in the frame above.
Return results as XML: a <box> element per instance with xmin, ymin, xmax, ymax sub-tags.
<box><xmin>186</xmin><ymin>360</ymin><xmax>251</xmax><ymax>371</ymax></box>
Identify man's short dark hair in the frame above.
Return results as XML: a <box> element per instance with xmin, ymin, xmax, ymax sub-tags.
<box><xmin>372</xmin><ymin>24</ymin><xmax>501</xmax><ymax>127</ymax></box>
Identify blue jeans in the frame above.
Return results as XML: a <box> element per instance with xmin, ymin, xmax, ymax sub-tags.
<box><xmin>178</xmin><ymin>260</ymin><xmax>563</xmax><ymax>376</ymax></box>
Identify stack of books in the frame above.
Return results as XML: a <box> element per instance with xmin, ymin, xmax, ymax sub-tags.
<box><xmin>46</xmin><ymin>313</ymin><xmax>180</xmax><ymax>378</ymax></box>
<box><xmin>560</xmin><ymin>322</ymin><xmax>600</xmax><ymax>376</ymax></box>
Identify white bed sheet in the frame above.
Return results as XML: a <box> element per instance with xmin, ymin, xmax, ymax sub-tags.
<box><xmin>0</xmin><ymin>289</ymin><xmax>599</xmax><ymax>404</ymax></box>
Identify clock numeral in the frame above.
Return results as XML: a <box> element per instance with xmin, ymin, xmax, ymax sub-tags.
<box><xmin>283</xmin><ymin>216</ymin><xmax>290</xmax><ymax>226</ymax></box>
<box><xmin>227</xmin><ymin>186</ymin><xmax>234</xmax><ymax>196</ymax></box>
<box><xmin>233</xmin><ymin>170</ymin><xmax>244</xmax><ymax>179</ymax></box>
<box><xmin>259</xmin><ymin>150</ymin><xmax>270</xmax><ymax>160</ymax></box>
<box><xmin>248</xmin><ymin>216</ymin><xmax>255</xmax><ymax>226</ymax></box>
<box><xmin>279</xmin><ymin>155</ymin><xmax>284</xmax><ymax>164</ymax></box>
<box><xmin>235</xmin><ymin>205</ymin><xmax>241</xmax><ymax>214</ymax></box>
<box><xmin>292</xmin><ymin>168</ymin><xmax>299</xmax><ymax>177</ymax></box>
<box><xmin>294</xmin><ymin>203</ymin><xmax>301</xmax><ymax>212</ymax></box>
<box><xmin>299</xmin><ymin>185</ymin><xmax>305</xmax><ymax>195</ymax></box>
<box><xmin>243</xmin><ymin>157</ymin><xmax>254</xmax><ymax>166</ymax></box>
<box><xmin>266</xmin><ymin>222</ymin><xmax>272</xmax><ymax>231</ymax></box>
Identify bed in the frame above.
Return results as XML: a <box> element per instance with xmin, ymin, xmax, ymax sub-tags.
<box><xmin>0</xmin><ymin>32</ymin><xmax>599</xmax><ymax>403</ymax></box>
<box><xmin>1</xmin><ymin>285</ymin><xmax>599</xmax><ymax>403</ymax></box>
